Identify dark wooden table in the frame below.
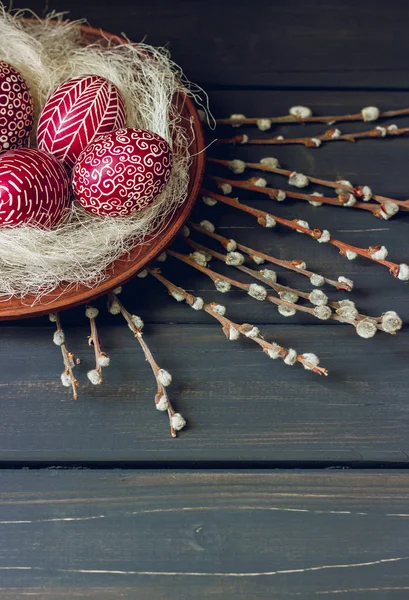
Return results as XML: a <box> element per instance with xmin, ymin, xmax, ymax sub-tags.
<box><xmin>2</xmin><ymin>0</ymin><xmax>409</xmax><ymax>597</ymax></box>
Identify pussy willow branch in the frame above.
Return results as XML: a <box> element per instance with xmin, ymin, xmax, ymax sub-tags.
<box><xmin>188</xmin><ymin>221</ymin><xmax>349</xmax><ymax>291</ymax></box>
<box><xmin>185</xmin><ymin>237</ymin><xmax>396</xmax><ymax>335</ymax></box>
<box><xmin>216</xmin><ymin>107</ymin><xmax>409</xmax><ymax>126</ymax></box>
<box><xmin>200</xmin><ymin>189</ymin><xmax>409</xmax><ymax>281</ymax></box>
<box><xmin>212</xmin><ymin>125</ymin><xmax>409</xmax><ymax>148</ymax></box>
<box><xmin>107</xmin><ymin>292</ymin><xmax>184</xmax><ymax>438</ymax></box>
<box><xmin>148</xmin><ymin>267</ymin><xmax>327</xmax><ymax>375</ymax></box>
<box><xmin>207</xmin><ymin>157</ymin><xmax>409</xmax><ymax>211</ymax></box>
<box><xmin>51</xmin><ymin>312</ymin><xmax>79</xmax><ymax>400</ymax></box>
<box><xmin>86</xmin><ymin>306</ymin><xmax>110</xmax><ymax>385</ymax></box>
<box><xmin>209</xmin><ymin>174</ymin><xmax>379</xmax><ymax>216</ymax></box>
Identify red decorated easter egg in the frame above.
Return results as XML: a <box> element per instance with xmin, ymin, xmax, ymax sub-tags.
<box><xmin>72</xmin><ymin>128</ymin><xmax>173</xmax><ymax>217</ymax></box>
<box><xmin>0</xmin><ymin>61</ymin><xmax>34</xmax><ymax>153</ymax></box>
<box><xmin>0</xmin><ymin>148</ymin><xmax>71</xmax><ymax>228</ymax></box>
<box><xmin>37</xmin><ymin>75</ymin><xmax>127</xmax><ymax>170</ymax></box>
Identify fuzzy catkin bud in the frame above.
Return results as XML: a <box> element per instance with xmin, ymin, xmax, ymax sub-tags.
<box><xmin>215</xmin><ymin>279</ymin><xmax>231</xmax><ymax>293</ymax></box>
<box><xmin>260</xmin><ymin>157</ymin><xmax>279</xmax><ymax>168</ymax></box>
<box><xmin>85</xmin><ymin>306</ymin><xmax>99</xmax><ymax>319</ymax></box>
<box><xmin>212</xmin><ymin>304</ymin><xmax>226</xmax><ymax>316</ymax></box>
<box><xmin>317</xmin><ymin>229</ymin><xmax>331</xmax><ymax>243</ymax></box>
<box><xmin>276</xmin><ymin>190</ymin><xmax>286</xmax><ymax>201</ymax></box>
<box><xmin>336</xmin><ymin>306</ymin><xmax>358</xmax><ymax>320</ymax></box>
<box><xmin>191</xmin><ymin>252</ymin><xmax>208</xmax><ymax>267</ymax></box>
<box><xmin>260</xmin><ymin>268</ymin><xmax>277</xmax><ymax>282</ymax></box>
<box><xmin>381</xmin><ymin>311</ymin><xmax>402</xmax><ymax>333</ymax></box>
<box><xmin>369</xmin><ymin>246</ymin><xmax>388</xmax><ymax>260</ymax></box>
<box><xmin>98</xmin><ymin>353</ymin><xmax>110</xmax><ymax>368</ymax></box>
<box><xmin>301</xmin><ymin>353</ymin><xmax>320</xmax><ymax>370</ymax></box>
<box><xmin>252</xmin><ymin>255</ymin><xmax>265</xmax><ymax>265</ymax></box>
<box><xmin>289</xmin><ymin>105</ymin><xmax>312</xmax><ymax>119</ymax></box>
<box><xmin>229</xmin><ymin>159</ymin><xmax>246</xmax><ymax>174</ymax></box>
<box><xmin>294</xmin><ymin>219</ymin><xmax>309</xmax><ymax>232</ymax></box>
<box><xmin>248</xmin><ymin>283</ymin><xmax>267</xmax><ymax>301</ymax></box>
<box><xmin>200</xmin><ymin>220</ymin><xmax>215</xmax><ymax>233</ymax></box>
<box><xmin>346</xmin><ymin>249</ymin><xmax>358</xmax><ymax>260</ymax></box>
<box><xmin>230</xmin><ymin>113</ymin><xmax>246</xmax><ymax>126</ymax></box>
<box><xmin>226</xmin><ymin>239</ymin><xmax>237</xmax><ymax>252</ymax></box>
<box><xmin>309</xmin><ymin>138</ymin><xmax>322</xmax><ymax>147</ymax></box>
<box><xmin>171</xmin><ymin>413</ymin><xmax>186</xmax><ymax>431</ymax></box>
<box><xmin>87</xmin><ymin>369</ymin><xmax>102</xmax><ymax>385</ymax></box>
<box><xmin>137</xmin><ymin>270</ymin><xmax>148</xmax><ymax>278</ymax></box>
<box><xmin>284</xmin><ymin>348</ymin><xmax>297</xmax><ymax>366</ymax></box>
<box><xmin>182</xmin><ymin>225</ymin><xmax>190</xmax><ymax>237</ymax></box>
<box><xmin>278</xmin><ymin>305</ymin><xmax>296</xmax><ymax>317</ymax></box>
<box><xmin>251</xmin><ymin>177</ymin><xmax>266</xmax><ymax>188</ymax></box>
<box><xmin>228</xmin><ymin>326</ymin><xmax>240</xmax><ymax>341</ymax></box>
<box><xmin>218</xmin><ymin>182</ymin><xmax>232</xmax><ymax>195</ymax></box>
<box><xmin>156</xmin><ymin>252</ymin><xmax>167</xmax><ymax>262</ymax></box>
<box><xmin>260</xmin><ymin>215</ymin><xmax>276</xmax><ymax>228</ymax></box>
<box><xmin>241</xmin><ymin>324</ymin><xmax>260</xmax><ymax>338</ymax></box>
<box><xmin>156</xmin><ymin>395</ymin><xmax>169</xmax><ymax>412</ymax></box>
<box><xmin>308</xmin><ymin>289</ymin><xmax>328</xmax><ymax>306</ymax></box>
<box><xmin>108</xmin><ymin>299</ymin><xmax>121</xmax><ymax>315</ymax></box>
<box><xmin>158</xmin><ymin>369</ymin><xmax>172</xmax><ymax>387</ymax></box>
<box><xmin>53</xmin><ymin>330</ymin><xmax>65</xmax><ymax>346</ymax></box>
<box><xmin>226</xmin><ymin>251</ymin><xmax>244</xmax><ymax>266</ymax></box>
<box><xmin>61</xmin><ymin>372</ymin><xmax>72</xmax><ymax>387</ymax></box>
<box><xmin>202</xmin><ymin>195</ymin><xmax>218</xmax><ymax>207</ymax></box>
<box><xmin>294</xmin><ymin>261</ymin><xmax>307</xmax><ymax>270</ymax></box>
<box><xmin>279</xmin><ymin>291</ymin><xmax>299</xmax><ymax>303</ymax></box>
<box><xmin>257</xmin><ymin>118</ymin><xmax>272</xmax><ymax>131</ymax></box>
<box><xmin>361</xmin><ymin>106</ymin><xmax>380</xmax><ymax>122</ymax></box>
<box><xmin>49</xmin><ymin>313</ymin><xmax>57</xmax><ymax>323</ymax></box>
<box><xmin>171</xmin><ymin>290</ymin><xmax>185</xmax><ymax>302</ymax></box>
<box><xmin>267</xmin><ymin>346</ymin><xmax>281</xmax><ymax>359</ymax></box>
<box><xmin>131</xmin><ymin>315</ymin><xmax>144</xmax><ymax>330</ymax></box>
<box><xmin>313</xmin><ymin>305</ymin><xmax>332</xmax><ymax>320</ymax></box>
<box><xmin>289</xmin><ymin>172</ymin><xmax>309</xmax><ymax>188</ymax></box>
<box><xmin>356</xmin><ymin>318</ymin><xmax>378</xmax><ymax>339</ymax></box>
<box><xmin>310</xmin><ymin>273</ymin><xmax>325</xmax><ymax>287</ymax></box>
<box><xmin>191</xmin><ymin>297</ymin><xmax>204</xmax><ymax>310</ymax></box>
<box><xmin>398</xmin><ymin>263</ymin><xmax>409</xmax><ymax>281</ymax></box>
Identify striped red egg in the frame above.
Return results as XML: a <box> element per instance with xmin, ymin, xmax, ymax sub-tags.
<box><xmin>37</xmin><ymin>75</ymin><xmax>127</xmax><ymax>170</ymax></box>
<box><xmin>72</xmin><ymin>128</ymin><xmax>173</xmax><ymax>217</ymax></box>
<box><xmin>0</xmin><ymin>61</ymin><xmax>34</xmax><ymax>154</ymax></box>
<box><xmin>0</xmin><ymin>148</ymin><xmax>71</xmax><ymax>228</ymax></box>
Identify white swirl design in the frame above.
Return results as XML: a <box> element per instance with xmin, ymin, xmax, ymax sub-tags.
<box><xmin>0</xmin><ymin>148</ymin><xmax>71</xmax><ymax>228</ymax></box>
<box><xmin>0</xmin><ymin>61</ymin><xmax>34</xmax><ymax>154</ymax></box>
<box><xmin>72</xmin><ymin>128</ymin><xmax>173</xmax><ymax>217</ymax></box>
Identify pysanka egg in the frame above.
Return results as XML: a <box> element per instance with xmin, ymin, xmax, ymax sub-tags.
<box><xmin>0</xmin><ymin>61</ymin><xmax>34</xmax><ymax>153</ymax></box>
<box><xmin>0</xmin><ymin>148</ymin><xmax>71</xmax><ymax>228</ymax></box>
<box><xmin>37</xmin><ymin>75</ymin><xmax>127</xmax><ymax>169</ymax></box>
<box><xmin>72</xmin><ymin>128</ymin><xmax>173</xmax><ymax>217</ymax></box>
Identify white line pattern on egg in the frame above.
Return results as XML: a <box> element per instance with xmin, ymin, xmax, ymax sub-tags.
<box><xmin>37</xmin><ymin>75</ymin><xmax>126</xmax><ymax>169</ymax></box>
<box><xmin>0</xmin><ymin>61</ymin><xmax>34</xmax><ymax>153</ymax></box>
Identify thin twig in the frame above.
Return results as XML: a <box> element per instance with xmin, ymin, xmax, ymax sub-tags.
<box><xmin>188</xmin><ymin>220</ymin><xmax>351</xmax><ymax>291</ymax></box>
<box><xmin>211</xmin><ymin>125</ymin><xmax>409</xmax><ymax>148</ymax></box>
<box><xmin>215</xmin><ymin>107</ymin><xmax>409</xmax><ymax>126</ymax></box>
<box><xmin>200</xmin><ymin>188</ymin><xmax>409</xmax><ymax>282</ymax></box>
<box><xmin>207</xmin><ymin>157</ymin><xmax>409</xmax><ymax>212</ymax></box>
<box><xmin>209</xmin><ymin>174</ymin><xmax>379</xmax><ymax>216</ymax></box>
<box><xmin>107</xmin><ymin>293</ymin><xmax>185</xmax><ymax>438</ymax></box>
<box><xmin>50</xmin><ymin>312</ymin><xmax>79</xmax><ymax>400</ymax></box>
<box><xmin>148</xmin><ymin>267</ymin><xmax>328</xmax><ymax>375</ymax></box>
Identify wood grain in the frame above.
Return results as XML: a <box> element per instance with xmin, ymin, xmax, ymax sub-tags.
<box><xmin>0</xmin><ymin>470</ymin><xmax>409</xmax><ymax>598</ymax></box>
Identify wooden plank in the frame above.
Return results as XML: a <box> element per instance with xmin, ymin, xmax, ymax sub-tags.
<box><xmin>17</xmin><ymin>0</ymin><xmax>409</xmax><ymax>89</ymax></box>
<box><xmin>0</xmin><ymin>323</ymin><xmax>409</xmax><ymax>463</ymax></box>
<box><xmin>1</xmin><ymin>470</ymin><xmax>409</xmax><ymax>598</ymax></box>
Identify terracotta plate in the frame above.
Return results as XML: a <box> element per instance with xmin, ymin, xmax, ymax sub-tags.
<box><xmin>0</xmin><ymin>23</ymin><xmax>206</xmax><ymax>320</ymax></box>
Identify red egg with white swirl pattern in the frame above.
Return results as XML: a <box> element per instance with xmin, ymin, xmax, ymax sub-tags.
<box><xmin>37</xmin><ymin>74</ymin><xmax>127</xmax><ymax>170</ymax></box>
<box><xmin>0</xmin><ymin>148</ymin><xmax>71</xmax><ymax>228</ymax></box>
<box><xmin>0</xmin><ymin>61</ymin><xmax>34</xmax><ymax>154</ymax></box>
<box><xmin>72</xmin><ymin>128</ymin><xmax>173</xmax><ymax>217</ymax></box>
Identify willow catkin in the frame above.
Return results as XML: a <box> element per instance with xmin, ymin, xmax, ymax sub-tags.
<box><xmin>0</xmin><ymin>8</ymin><xmax>208</xmax><ymax>302</ymax></box>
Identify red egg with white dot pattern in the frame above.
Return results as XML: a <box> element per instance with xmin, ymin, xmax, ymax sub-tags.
<box><xmin>0</xmin><ymin>148</ymin><xmax>71</xmax><ymax>228</ymax></box>
<box><xmin>72</xmin><ymin>128</ymin><xmax>173</xmax><ymax>217</ymax></box>
<box><xmin>37</xmin><ymin>74</ymin><xmax>127</xmax><ymax>170</ymax></box>
<box><xmin>0</xmin><ymin>61</ymin><xmax>34</xmax><ymax>154</ymax></box>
